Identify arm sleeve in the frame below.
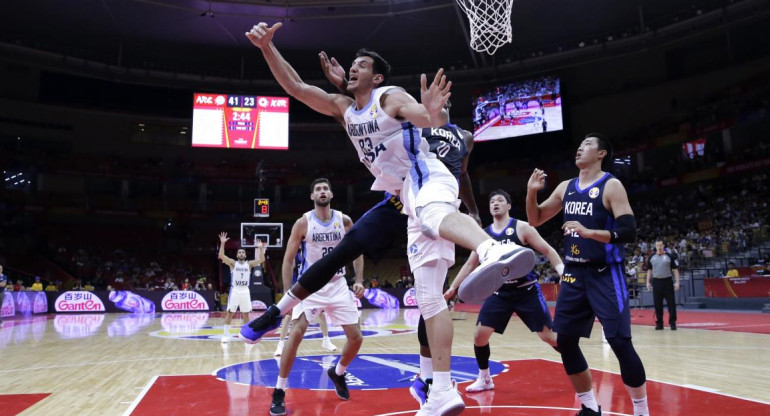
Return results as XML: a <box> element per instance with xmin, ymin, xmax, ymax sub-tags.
<box><xmin>608</xmin><ymin>214</ymin><xmax>637</xmax><ymax>244</ymax></box>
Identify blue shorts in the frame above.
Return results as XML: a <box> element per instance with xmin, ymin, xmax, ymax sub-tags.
<box><xmin>346</xmin><ymin>193</ymin><xmax>408</xmax><ymax>264</ymax></box>
<box><xmin>553</xmin><ymin>263</ymin><xmax>631</xmax><ymax>339</ymax></box>
<box><xmin>477</xmin><ymin>283</ymin><xmax>552</xmax><ymax>334</ymax></box>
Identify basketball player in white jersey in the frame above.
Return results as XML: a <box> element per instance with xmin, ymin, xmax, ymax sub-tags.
<box><xmin>269</xmin><ymin>178</ymin><xmax>365</xmax><ymax>416</ymax></box>
<box><xmin>274</xmin><ymin>243</ymin><xmax>338</xmax><ymax>356</ymax></box>
<box><xmin>218</xmin><ymin>232</ymin><xmax>265</xmax><ymax>343</ymax></box>
<box><xmin>244</xmin><ymin>23</ymin><xmax>536</xmax><ymax>416</ymax></box>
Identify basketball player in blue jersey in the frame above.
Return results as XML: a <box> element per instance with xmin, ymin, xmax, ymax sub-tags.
<box><xmin>269</xmin><ymin>178</ymin><xmax>365</xmax><ymax>416</ymax></box>
<box><xmin>525</xmin><ymin>133</ymin><xmax>649</xmax><ymax>416</ymax></box>
<box><xmin>444</xmin><ymin>189</ymin><xmax>563</xmax><ymax>393</ymax></box>
<box><xmin>243</xmin><ymin>22</ymin><xmax>535</xmax><ymax>416</ymax></box>
<box><xmin>217</xmin><ymin>232</ymin><xmax>265</xmax><ymax>343</ymax></box>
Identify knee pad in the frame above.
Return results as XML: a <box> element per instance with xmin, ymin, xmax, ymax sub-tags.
<box><xmin>417</xmin><ymin>315</ymin><xmax>429</xmax><ymax>347</ymax></box>
<box><xmin>417</xmin><ymin>202</ymin><xmax>456</xmax><ymax>240</ymax></box>
<box><xmin>557</xmin><ymin>334</ymin><xmax>588</xmax><ymax>375</ymax></box>
<box><xmin>606</xmin><ymin>337</ymin><xmax>646</xmax><ymax>388</ymax></box>
<box><xmin>417</xmin><ymin>291</ymin><xmax>447</xmax><ymax>320</ymax></box>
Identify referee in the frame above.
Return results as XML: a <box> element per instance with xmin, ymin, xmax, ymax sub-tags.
<box><xmin>646</xmin><ymin>240</ymin><xmax>680</xmax><ymax>330</ymax></box>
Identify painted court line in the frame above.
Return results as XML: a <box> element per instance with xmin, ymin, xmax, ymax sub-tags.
<box><xmin>374</xmin><ymin>405</ymin><xmax>633</xmax><ymax>416</ymax></box>
<box><xmin>0</xmin><ymin>352</ymin><xmax>255</xmax><ymax>374</ymax></box>
<box><xmin>121</xmin><ymin>375</ymin><xmax>158</xmax><ymax>416</ymax></box>
<box><xmin>537</xmin><ymin>357</ymin><xmax>770</xmax><ymax>406</ymax></box>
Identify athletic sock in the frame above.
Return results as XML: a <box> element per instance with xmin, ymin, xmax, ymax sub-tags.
<box><xmin>479</xmin><ymin>367</ymin><xmax>490</xmax><ymax>381</ymax></box>
<box><xmin>335</xmin><ymin>362</ymin><xmax>347</xmax><ymax>376</ymax></box>
<box><xmin>276</xmin><ymin>376</ymin><xmax>288</xmax><ymax>390</ymax></box>
<box><xmin>577</xmin><ymin>390</ymin><xmax>599</xmax><ymax>412</ymax></box>
<box><xmin>632</xmin><ymin>396</ymin><xmax>649</xmax><ymax>415</ymax></box>
<box><xmin>276</xmin><ymin>291</ymin><xmax>301</xmax><ymax>315</ymax></box>
<box><xmin>419</xmin><ymin>355</ymin><xmax>434</xmax><ymax>380</ymax></box>
<box><xmin>433</xmin><ymin>371</ymin><xmax>451</xmax><ymax>392</ymax></box>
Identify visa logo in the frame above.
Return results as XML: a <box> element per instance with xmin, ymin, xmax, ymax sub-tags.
<box><xmin>196</xmin><ymin>95</ymin><xmax>213</xmax><ymax>104</ymax></box>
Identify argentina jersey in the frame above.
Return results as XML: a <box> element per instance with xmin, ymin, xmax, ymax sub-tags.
<box><xmin>300</xmin><ymin>210</ymin><xmax>346</xmax><ymax>281</ymax></box>
<box><xmin>344</xmin><ymin>86</ymin><xmax>434</xmax><ymax>194</ymax></box>
<box><xmin>562</xmin><ymin>172</ymin><xmax>624</xmax><ymax>265</ymax></box>
<box><xmin>422</xmin><ymin>124</ymin><xmax>468</xmax><ymax>179</ymax></box>
<box><xmin>486</xmin><ymin>218</ymin><xmax>538</xmax><ymax>291</ymax></box>
<box><xmin>231</xmin><ymin>261</ymin><xmax>251</xmax><ymax>290</ymax></box>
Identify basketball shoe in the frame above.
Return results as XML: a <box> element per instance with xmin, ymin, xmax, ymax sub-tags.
<box><xmin>465</xmin><ymin>375</ymin><xmax>494</xmax><ymax>392</ymax></box>
<box><xmin>459</xmin><ymin>243</ymin><xmax>536</xmax><ymax>304</ymax></box>
<box><xmin>416</xmin><ymin>382</ymin><xmax>464</xmax><ymax>416</ymax></box>
<box><xmin>327</xmin><ymin>367</ymin><xmax>350</xmax><ymax>400</ymax></box>
<box><xmin>409</xmin><ymin>377</ymin><xmax>432</xmax><ymax>406</ymax></box>
<box><xmin>576</xmin><ymin>404</ymin><xmax>601</xmax><ymax>415</ymax></box>
<box><xmin>322</xmin><ymin>337</ymin><xmax>337</xmax><ymax>351</ymax></box>
<box><xmin>270</xmin><ymin>388</ymin><xmax>286</xmax><ymax>416</ymax></box>
<box><xmin>241</xmin><ymin>305</ymin><xmax>282</xmax><ymax>344</ymax></box>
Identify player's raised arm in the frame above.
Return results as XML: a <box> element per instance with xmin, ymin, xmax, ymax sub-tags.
<box><xmin>525</xmin><ymin>168</ymin><xmax>568</xmax><ymax>227</ymax></box>
<box><xmin>444</xmin><ymin>251</ymin><xmax>480</xmax><ymax>300</ymax></box>
<box><xmin>249</xmin><ymin>240</ymin><xmax>266</xmax><ymax>268</ymax></box>
<box><xmin>458</xmin><ymin>129</ymin><xmax>481</xmax><ymax>225</ymax></box>
<box><xmin>218</xmin><ymin>232</ymin><xmax>235</xmax><ymax>268</ymax></box>
<box><xmin>319</xmin><ymin>51</ymin><xmax>353</xmax><ymax>97</ymax></box>
<box><xmin>245</xmin><ymin>23</ymin><xmax>350</xmax><ymax>120</ymax></box>
<box><xmin>381</xmin><ymin>69</ymin><xmax>450</xmax><ymax>128</ymax></box>
<box><xmin>281</xmin><ymin>217</ymin><xmax>307</xmax><ymax>294</ymax></box>
<box><xmin>518</xmin><ymin>223</ymin><xmax>565</xmax><ymax>277</ymax></box>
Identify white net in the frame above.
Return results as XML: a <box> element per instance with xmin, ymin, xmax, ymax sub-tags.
<box><xmin>456</xmin><ymin>0</ymin><xmax>514</xmax><ymax>55</ymax></box>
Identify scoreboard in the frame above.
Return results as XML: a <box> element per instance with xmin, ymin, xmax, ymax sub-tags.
<box><xmin>191</xmin><ymin>93</ymin><xmax>289</xmax><ymax>150</ymax></box>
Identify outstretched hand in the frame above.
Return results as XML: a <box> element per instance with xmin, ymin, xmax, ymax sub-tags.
<box><xmin>527</xmin><ymin>168</ymin><xmax>547</xmax><ymax>192</ymax></box>
<box><xmin>319</xmin><ymin>51</ymin><xmax>346</xmax><ymax>90</ymax></box>
<box><xmin>245</xmin><ymin>22</ymin><xmax>283</xmax><ymax>49</ymax></box>
<box><xmin>420</xmin><ymin>68</ymin><xmax>452</xmax><ymax>121</ymax></box>
<box><xmin>218</xmin><ymin>232</ymin><xmax>229</xmax><ymax>243</ymax></box>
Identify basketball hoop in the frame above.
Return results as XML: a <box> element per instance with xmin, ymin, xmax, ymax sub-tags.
<box><xmin>456</xmin><ymin>0</ymin><xmax>514</xmax><ymax>55</ymax></box>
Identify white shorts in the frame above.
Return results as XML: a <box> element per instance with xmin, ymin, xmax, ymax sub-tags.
<box><xmin>227</xmin><ymin>289</ymin><xmax>252</xmax><ymax>313</ymax></box>
<box><xmin>291</xmin><ymin>277</ymin><xmax>358</xmax><ymax>326</ymax></box>
<box><xmin>402</xmin><ymin>157</ymin><xmax>457</xmax><ymax>269</ymax></box>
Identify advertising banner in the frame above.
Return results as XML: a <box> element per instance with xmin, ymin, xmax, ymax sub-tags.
<box><xmin>48</xmin><ymin>290</ymin><xmax>219</xmax><ymax>313</ymax></box>
<box><xmin>55</xmin><ymin>291</ymin><xmax>106</xmax><ymax>312</ymax></box>
<box><xmin>161</xmin><ymin>291</ymin><xmax>210</xmax><ymax>311</ymax></box>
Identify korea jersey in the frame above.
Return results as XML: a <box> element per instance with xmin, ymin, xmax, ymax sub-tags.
<box><xmin>344</xmin><ymin>86</ymin><xmax>435</xmax><ymax>194</ymax></box>
<box><xmin>231</xmin><ymin>261</ymin><xmax>251</xmax><ymax>290</ymax></box>
<box><xmin>299</xmin><ymin>210</ymin><xmax>346</xmax><ymax>282</ymax></box>
<box><xmin>422</xmin><ymin>124</ymin><xmax>468</xmax><ymax>179</ymax></box>
<box><xmin>486</xmin><ymin>218</ymin><xmax>538</xmax><ymax>290</ymax></box>
<box><xmin>562</xmin><ymin>172</ymin><xmax>624</xmax><ymax>265</ymax></box>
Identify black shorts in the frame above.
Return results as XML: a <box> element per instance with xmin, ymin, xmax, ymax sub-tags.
<box><xmin>346</xmin><ymin>193</ymin><xmax>408</xmax><ymax>264</ymax></box>
<box><xmin>477</xmin><ymin>283</ymin><xmax>552</xmax><ymax>334</ymax></box>
<box><xmin>553</xmin><ymin>263</ymin><xmax>631</xmax><ymax>338</ymax></box>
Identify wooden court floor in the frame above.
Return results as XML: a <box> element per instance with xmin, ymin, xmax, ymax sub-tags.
<box><xmin>2</xmin><ymin>308</ymin><xmax>770</xmax><ymax>415</ymax></box>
